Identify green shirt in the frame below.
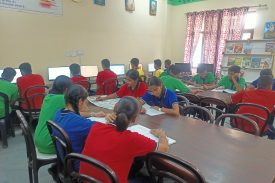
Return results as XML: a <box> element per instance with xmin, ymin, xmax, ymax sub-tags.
<box><xmin>0</xmin><ymin>79</ymin><xmax>18</xmax><ymax>118</ymax></box>
<box><xmin>160</xmin><ymin>70</ymin><xmax>169</xmax><ymax>78</ymax></box>
<box><xmin>161</xmin><ymin>75</ymin><xmax>189</xmax><ymax>93</ymax></box>
<box><xmin>192</xmin><ymin>72</ymin><xmax>215</xmax><ymax>84</ymax></box>
<box><xmin>218</xmin><ymin>76</ymin><xmax>246</xmax><ymax>91</ymax></box>
<box><xmin>34</xmin><ymin>94</ymin><xmax>65</xmax><ymax>154</ymax></box>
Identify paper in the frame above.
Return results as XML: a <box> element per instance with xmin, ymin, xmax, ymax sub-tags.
<box><xmin>88</xmin><ymin>97</ymin><xmax>119</xmax><ymax>110</ymax></box>
<box><xmin>88</xmin><ymin>117</ymin><xmax>107</xmax><ymax>124</ymax></box>
<box><xmin>143</xmin><ymin>104</ymin><xmax>165</xmax><ymax>116</ymax></box>
<box><xmin>128</xmin><ymin>124</ymin><xmax>176</xmax><ymax>145</ymax></box>
<box><xmin>223</xmin><ymin>89</ymin><xmax>237</xmax><ymax>94</ymax></box>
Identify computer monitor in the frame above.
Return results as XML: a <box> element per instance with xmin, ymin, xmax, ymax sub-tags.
<box><xmin>175</xmin><ymin>63</ymin><xmax>191</xmax><ymax>73</ymax></box>
<box><xmin>0</xmin><ymin>68</ymin><xmax>22</xmax><ymax>83</ymax></box>
<box><xmin>129</xmin><ymin>63</ymin><xmax>143</xmax><ymax>70</ymax></box>
<box><xmin>48</xmin><ymin>67</ymin><xmax>71</xmax><ymax>81</ymax></box>
<box><xmin>110</xmin><ymin>64</ymin><xmax>125</xmax><ymax>75</ymax></box>
<box><xmin>81</xmin><ymin>66</ymin><xmax>98</xmax><ymax>77</ymax></box>
<box><xmin>198</xmin><ymin>63</ymin><xmax>214</xmax><ymax>73</ymax></box>
<box><xmin>148</xmin><ymin>63</ymin><xmax>155</xmax><ymax>72</ymax></box>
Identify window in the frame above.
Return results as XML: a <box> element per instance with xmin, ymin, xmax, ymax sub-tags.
<box><xmin>242</xmin><ymin>12</ymin><xmax>257</xmax><ymax>40</ymax></box>
<box><xmin>191</xmin><ymin>33</ymin><xmax>203</xmax><ymax>68</ymax></box>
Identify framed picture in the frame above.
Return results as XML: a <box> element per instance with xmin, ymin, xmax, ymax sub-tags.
<box><xmin>150</xmin><ymin>0</ymin><xmax>157</xmax><ymax>16</ymax></box>
<box><xmin>94</xmin><ymin>0</ymin><xmax>105</xmax><ymax>6</ymax></box>
<box><xmin>264</xmin><ymin>22</ymin><xmax>275</xmax><ymax>39</ymax></box>
<box><xmin>125</xmin><ymin>0</ymin><xmax>135</xmax><ymax>12</ymax></box>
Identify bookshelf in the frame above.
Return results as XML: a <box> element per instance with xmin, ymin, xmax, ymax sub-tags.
<box><xmin>221</xmin><ymin>39</ymin><xmax>275</xmax><ymax>83</ymax></box>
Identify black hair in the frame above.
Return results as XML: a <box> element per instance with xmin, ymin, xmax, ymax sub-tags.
<box><xmin>154</xmin><ymin>59</ymin><xmax>162</xmax><ymax>68</ymax></box>
<box><xmin>228</xmin><ymin>65</ymin><xmax>241</xmax><ymax>73</ymax></box>
<box><xmin>114</xmin><ymin>96</ymin><xmax>139</xmax><ymax>132</ymax></box>
<box><xmin>1</xmin><ymin>67</ymin><xmax>16</xmax><ymax>81</ymax></box>
<box><xmin>69</xmin><ymin>63</ymin><xmax>81</xmax><ymax>76</ymax></box>
<box><xmin>168</xmin><ymin>64</ymin><xmax>181</xmax><ymax>75</ymax></box>
<box><xmin>148</xmin><ymin>76</ymin><xmax>163</xmax><ymax>87</ymax></box>
<box><xmin>130</xmin><ymin>58</ymin><xmax>139</xmax><ymax>68</ymax></box>
<box><xmin>260</xmin><ymin>69</ymin><xmax>273</xmax><ymax>77</ymax></box>
<box><xmin>101</xmin><ymin>59</ymin><xmax>110</xmax><ymax>68</ymax></box>
<box><xmin>65</xmin><ymin>84</ymin><xmax>88</xmax><ymax>115</ymax></box>
<box><xmin>126</xmin><ymin>69</ymin><xmax>139</xmax><ymax>81</ymax></box>
<box><xmin>164</xmin><ymin>59</ymin><xmax>171</xmax><ymax>66</ymax></box>
<box><xmin>19</xmin><ymin>62</ymin><xmax>32</xmax><ymax>74</ymax></box>
<box><xmin>257</xmin><ymin>75</ymin><xmax>273</xmax><ymax>89</ymax></box>
<box><xmin>50</xmin><ymin>75</ymin><xmax>72</xmax><ymax>94</ymax></box>
<box><xmin>197</xmin><ymin>64</ymin><xmax>207</xmax><ymax>73</ymax></box>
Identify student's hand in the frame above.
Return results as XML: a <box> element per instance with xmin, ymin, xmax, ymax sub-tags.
<box><xmin>105</xmin><ymin>113</ymin><xmax>117</xmax><ymax>123</ymax></box>
<box><xmin>151</xmin><ymin>129</ymin><xmax>166</xmax><ymax>138</ymax></box>
<box><xmin>140</xmin><ymin>107</ymin><xmax>146</xmax><ymax>114</ymax></box>
<box><xmin>151</xmin><ymin>106</ymin><xmax>161</xmax><ymax>111</ymax></box>
<box><xmin>203</xmin><ymin>85</ymin><xmax>209</xmax><ymax>90</ymax></box>
<box><xmin>191</xmin><ymin>89</ymin><xmax>203</xmax><ymax>94</ymax></box>
<box><xmin>96</xmin><ymin>96</ymin><xmax>104</xmax><ymax>101</ymax></box>
<box><xmin>91</xmin><ymin>111</ymin><xmax>106</xmax><ymax>117</ymax></box>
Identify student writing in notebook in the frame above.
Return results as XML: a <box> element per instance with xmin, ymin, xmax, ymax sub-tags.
<box><xmin>80</xmin><ymin>96</ymin><xmax>169</xmax><ymax>183</ymax></box>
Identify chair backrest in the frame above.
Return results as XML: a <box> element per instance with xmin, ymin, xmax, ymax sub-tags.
<box><xmin>177</xmin><ymin>95</ymin><xmax>190</xmax><ymax>107</ymax></box>
<box><xmin>0</xmin><ymin>91</ymin><xmax>9</xmax><ymax>119</ymax></box>
<box><xmin>181</xmin><ymin>105</ymin><xmax>215</xmax><ymax>124</ymax></box>
<box><xmin>24</xmin><ymin>85</ymin><xmax>48</xmax><ymax>112</ymax></box>
<box><xmin>146</xmin><ymin>152</ymin><xmax>207</xmax><ymax>183</ymax></box>
<box><xmin>234</xmin><ymin>103</ymin><xmax>271</xmax><ymax>136</ymax></box>
<box><xmin>200</xmin><ymin>97</ymin><xmax>228</xmax><ymax>112</ymax></box>
<box><xmin>215</xmin><ymin>114</ymin><xmax>260</xmax><ymax>136</ymax></box>
<box><xmin>16</xmin><ymin>110</ymin><xmax>37</xmax><ymax>161</ymax></box>
<box><xmin>102</xmin><ymin>78</ymin><xmax>118</xmax><ymax>95</ymax></box>
<box><xmin>64</xmin><ymin>153</ymin><xmax>119</xmax><ymax>183</ymax></box>
<box><xmin>76</xmin><ymin>80</ymin><xmax>91</xmax><ymax>91</ymax></box>
<box><xmin>181</xmin><ymin>93</ymin><xmax>200</xmax><ymax>105</ymax></box>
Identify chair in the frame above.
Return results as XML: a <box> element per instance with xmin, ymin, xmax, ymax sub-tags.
<box><xmin>64</xmin><ymin>153</ymin><xmax>119</xmax><ymax>183</ymax></box>
<box><xmin>234</xmin><ymin>103</ymin><xmax>271</xmax><ymax>136</ymax></box>
<box><xmin>47</xmin><ymin>120</ymin><xmax>72</xmax><ymax>182</ymax></box>
<box><xmin>200</xmin><ymin>97</ymin><xmax>228</xmax><ymax>120</ymax></box>
<box><xmin>102</xmin><ymin>78</ymin><xmax>119</xmax><ymax>95</ymax></box>
<box><xmin>181</xmin><ymin>105</ymin><xmax>215</xmax><ymax>124</ymax></box>
<box><xmin>146</xmin><ymin>152</ymin><xmax>207</xmax><ymax>183</ymax></box>
<box><xmin>180</xmin><ymin>93</ymin><xmax>200</xmax><ymax>105</ymax></box>
<box><xmin>76</xmin><ymin>80</ymin><xmax>91</xmax><ymax>91</ymax></box>
<box><xmin>16</xmin><ymin>110</ymin><xmax>56</xmax><ymax>183</ymax></box>
<box><xmin>0</xmin><ymin>92</ymin><xmax>15</xmax><ymax>148</ymax></box>
<box><xmin>215</xmin><ymin>114</ymin><xmax>260</xmax><ymax>136</ymax></box>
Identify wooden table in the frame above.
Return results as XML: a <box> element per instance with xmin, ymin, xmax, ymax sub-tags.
<box><xmin>90</xmin><ymin>105</ymin><xmax>275</xmax><ymax>183</ymax></box>
<box><xmin>196</xmin><ymin>90</ymin><xmax>232</xmax><ymax>104</ymax></box>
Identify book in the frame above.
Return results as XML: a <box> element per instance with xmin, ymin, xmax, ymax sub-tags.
<box><xmin>251</xmin><ymin>57</ymin><xmax>261</xmax><ymax>68</ymax></box>
<box><xmin>225</xmin><ymin>43</ymin><xmax>234</xmax><ymax>54</ymax></box>
<box><xmin>243</xmin><ymin>43</ymin><xmax>252</xmax><ymax>54</ymax></box>
<box><xmin>234</xmin><ymin>57</ymin><xmax>243</xmax><ymax>66</ymax></box>
<box><xmin>260</xmin><ymin>57</ymin><xmax>272</xmax><ymax>69</ymax></box>
<box><xmin>227</xmin><ymin>57</ymin><xmax>235</xmax><ymax>66</ymax></box>
<box><xmin>242</xmin><ymin>57</ymin><xmax>251</xmax><ymax>68</ymax></box>
<box><xmin>265</xmin><ymin>42</ymin><xmax>275</xmax><ymax>52</ymax></box>
<box><xmin>234</xmin><ymin>43</ymin><xmax>243</xmax><ymax>53</ymax></box>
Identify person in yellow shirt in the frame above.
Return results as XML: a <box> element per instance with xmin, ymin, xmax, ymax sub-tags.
<box><xmin>130</xmin><ymin>58</ymin><xmax>145</xmax><ymax>81</ymax></box>
<box><xmin>153</xmin><ymin>59</ymin><xmax>163</xmax><ymax>77</ymax></box>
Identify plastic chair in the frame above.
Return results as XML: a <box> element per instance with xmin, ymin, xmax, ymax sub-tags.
<box><xmin>64</xmin><ymin>153</ymin><xmax>119</xmax><ymax>183</ymax></box>
<box><xmin>102</xmin><ymin>78</ymin><xmax>119</xmax><ymax>95</ymax></box>
<box><xmin>181</xmin><ymin>105</ymin><xmax>215</xmax><ymax>124</ymax></box>
<box><xmin>146</xmin><ymin>152</ymin><xmax>207</xmax><ymax>183</ymax></box>
<box><xmin>215</xmin><ymin>114</ymin><xmax>260</xmax><ymax>136</ymax></box>
<box><xmin>16</xmin><ymin>110</ymin><xmax>56</xmax><ymax>183</ymax></box>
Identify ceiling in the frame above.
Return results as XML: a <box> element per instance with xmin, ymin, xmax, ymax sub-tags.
<box><xmin>168</xmin><ymin>0</ymin><xmax>205</xmax><ymax>6</ymax></box>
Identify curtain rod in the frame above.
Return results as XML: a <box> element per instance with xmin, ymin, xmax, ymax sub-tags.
<box><xmin>248</xmin><ymin>4</ymin><xmax>268</xmax><ymax>8</ymax></box>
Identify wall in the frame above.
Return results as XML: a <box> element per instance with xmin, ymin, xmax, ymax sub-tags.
<box><xmin>168</xmin><ymin>0</ymin><xmax>275</xmax><ymax>63</ymax></box>
<box><xmin>0</xmin><ymin>0</ymin><xmax>169</xmax><ymax>83</ymax></box>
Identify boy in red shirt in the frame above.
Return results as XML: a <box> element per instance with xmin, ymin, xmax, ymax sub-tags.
<box><xmin>96</xmin><ymin>59</ymin><xmax>117</xmax><ymax>95</ymax></box>
<box><xmin>230</xmin><ymin>75</ymin><xmax>275</xmax><ymax>134</ymax></box>
<box><xmin>70</xmin><ymin>63</ymin><xmax>89</xmax><ymax>90</ymax></box>
<box><xmin>17</xmin><ymin>62</ymin><xmax>45</xmax><ymax>110</ymax></box>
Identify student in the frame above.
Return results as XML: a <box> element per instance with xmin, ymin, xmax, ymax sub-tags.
<box><xmin>160</xmin><ymin>59</ymin><xmax>172</xmax><ymax>77</ymax></box>
<box><xmin>204</xmin><ymin>65</ymin><xmax>246</xmax><ymax>92</ymax></box>
<box><xmin>17</xmin><ymin>62</ymin><xmax>45</xmax><ymax>110</ymax></box>
<box><xmin>250</xmin><ymin>69</ymin><xmax>275</xmax><ymax>90</ymax></box>
<box><xmin>230</xmin><ymin>75</ymin><xmax>275</xmax><ymax>134</ymax></box>
<box><xmin>69</xmin><ymin>63</ymin><xmax>89</xmax><ymax>90</ymax></box>
<box><xmin>130</xmin><ymin>58</ymin><xmax>144</xmax><ymax>77</ymax></box>
<box><xmin>141</xmin><ymin>76</ymin><xmax>180</xmax><ymax>116</ymax></box>
<box><xmin>96</xmin><ymin>59</ymin><xmax>117</xmax><ymax>95</ymax></box>
<box><xmin>80</xmin><ymin>96</ymin><xmax>169</xmax><ymax>183</ymax></box>
<box><xmin>53</xmin><ymin>84</ymin><xmax>105</xmax><ymax>170</ymax></box>
<box><xmin>191</xmin><ymin>64</ymin><xmax>215</xmax><ymax>85</ymax></box>
<box><xmin>153</xmin><ymin>59</ymin><xmax>163</xmax><ymax>77</ymax></box>
<box><xmin>0</xmin><ymin>67</ymin><xmax>18</xmax><ymax>119</ymax></box>
<box><xmin>160</xmin><ymin>64</ymin><xmax>189</xmax><ymax>93</ymax></box>
<box><xmin>96</xmin><ymin>69</ymin><xmax>146</xmax><ymax>101</ymax></box>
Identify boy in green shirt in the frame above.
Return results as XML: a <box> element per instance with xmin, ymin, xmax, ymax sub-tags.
<box><xmin>191</xmin><ymin>64</ymin><xmax>215</xmax><ymax>85</ymax></box>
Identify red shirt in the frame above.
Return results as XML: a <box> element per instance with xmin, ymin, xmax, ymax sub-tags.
<box><xmin>17</xmin><ymin>74</ymin><xmax>45</xmax><ymax>110</ymax></box>
<box><xmin>116</xmin><ymin>82</ymin><xmax>146</xmax><ymax>98</ymax></box>
<box><xmin>71</xmin><ymin>75</ymin><xmax>89</xmax><ymax>89</ymax></box>
<box><xmin>80</xmin><ymin>123</ymin><xmax>156</xmax><ymax>183</ymax></box>
<box><xmin>96</xmin><ymin>69</ymin><xmax>117</xmax><ymax>95</ymax></box>
<box><xmin>231</xmin><ymin>89</ymin><xmax>275</xmax><ymax>133</ymax></box>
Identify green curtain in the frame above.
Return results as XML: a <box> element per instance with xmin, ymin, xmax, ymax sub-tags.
<box><xmin>168</xmin><ymin>0</ymin><xmax>205</xmax><ymax>6</ymax></box>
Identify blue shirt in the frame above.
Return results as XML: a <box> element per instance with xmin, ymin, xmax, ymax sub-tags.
<box><xmin>252</xmin><ymin>78</ymin><xmax>275</xmax><ymax>90</ymax></box>
<box><xmin>142</xmin><ymin>88</ymin><xmax>178</xmax><ymax>108</ymax></box>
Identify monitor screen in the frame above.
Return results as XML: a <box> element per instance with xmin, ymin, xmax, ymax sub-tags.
<box><xmin>129</xmin><ymin>63</ymin><xmax>143</xmax><ymax>70</ymax></box>
<box><xmin>199</xmin><ymin>63</ymin><xmax>214</xmax><ymax>73</ymax></box>
<box><xmin>175</xmin><ymin>63</ymin><xmax>191</xmax><ymax>73</ymax></box>
<box><xmin>81</xmin><ymin>66</ymin><xmax>98</xmax><ymax>77</ymax></box>
<box><xmin>0</xmin><ymin>68</ymin><xmax>22</xmax><ymax>83</ymax></box>
<box><xmin>148</xmin><ymin>63</ymin><xmax>155</xmax><ymax>72</ymax></box>
<box><xmin>110</xmin><ymin>64</ymin><xmax>125</xmax><ymax>75</ymax></box>
<box><xmin>48</xmin><ymin>67</ymin><xmax>70</xmax><ymax>81</ymax></box>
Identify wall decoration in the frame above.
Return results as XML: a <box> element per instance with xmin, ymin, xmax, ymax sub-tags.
<box><xmin>150</xmin><ymin>0</ymin><xmax>157</xmax><ymax>16</ymax></box>
<box><xmin>264</xmin><ymin>22</ymin><xmax>275</xmax><ymax>39</ymax></box>
<box><xmin>125</xmin><ymin>0</ymin><xmax>135</xmax><ymax>12</ymax></box>
<box><xmin>94</xmin><ymin>0</ymin><xmax>105</xmax><ymax>6</ymax></box>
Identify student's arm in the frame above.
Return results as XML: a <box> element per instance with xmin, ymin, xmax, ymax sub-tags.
<box><xmin>159</xmin><ymin>103</ymin><xmax>180</xmax><ymax>116</ymax></box>
<box><xmin>151</xmin><ymin>129</ymin><xmax>169</xmax><ymax>152</ymax></box>
<box><xmin>96</xmin><ymin>93</ymin><xmax>117</xmax><ymax>101</ymax></box>
<box><xmin>203</xmin><ymin>84</ymin><xmax>219</xmax><ymax>90</ymax></box>
<box><xmin>177</xmin><ymin>80</ymin><xmax>190</xmax><ymax>93</ymax></box>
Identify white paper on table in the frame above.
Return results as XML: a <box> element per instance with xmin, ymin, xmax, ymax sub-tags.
<box><xmin>128</xmin><ymin>124</ymin><xmax>176</xmax><ymax>145</ymax></box>
<box><xmin>143</xmin><ymin>104</ymin><xmax>165</xmax><ymax>116</ymax></box>
<box><xmin>88</xmin><ymin>117</ymin><xmax>107</xmax><ymax>124</ymax></box>
<box><xmin>223</xmin><ymin>89</ymin><xmax>237</xmax><ymax>94</ymax></box>
<box><xmin>211</xmin><ymin>89</ymin><xmax>224</xmax><ymax>92</ymax></box>
<box><xmin>88</xmin><ymin>97</ymin><xmax>119</xmax><ymax>110</ymax></box>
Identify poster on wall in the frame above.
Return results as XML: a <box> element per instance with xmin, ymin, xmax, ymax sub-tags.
<box><xmin>125</xmin><ymin>0</ymin><xmax>135</xmax><ymax>12</ymax></box>
<box><xmin>0</xmin><ymin>0</ymin><xmax>62</xmax><ymax>15</ymax></box>
<box><xmin>94</xmin><ymin>0</ymin><xmax>105</xmax><ymax>6</ymax></box>
<box><xmin>264</xmin><ymin>22</ymin><xmax>275</xmax><ymax>39</ymax></box>
<box><xmin>149</xmin><ymin>0</ymin><xmax>157</xmax><ymax>16</ymax></box>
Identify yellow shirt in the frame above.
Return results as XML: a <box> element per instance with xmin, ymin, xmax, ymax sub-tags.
<box><xmin>137</xmin><ymin>68</ymin><xmax>144</xmax><ymax>76</ymax></box>
<box><xmin>153</xmin><ymin>69</ymin><xmax>163</xmax><ymax>77</ymax></box>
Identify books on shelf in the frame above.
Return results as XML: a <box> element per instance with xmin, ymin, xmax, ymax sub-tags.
<box><xmin>233</xmin><ymin>43</ymin><xmax>243</xmax><ymax>53</ymax></box>
<box><xmin>265</xmin><ymin>42</ymin><xmax>275</xmax><ymax>52</ymax></box>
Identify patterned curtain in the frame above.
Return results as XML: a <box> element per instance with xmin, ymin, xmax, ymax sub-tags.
<box><xmin>184</xmin><ymin>12</ymin><xmax>204</xmax><ymax>63</ymax></box>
